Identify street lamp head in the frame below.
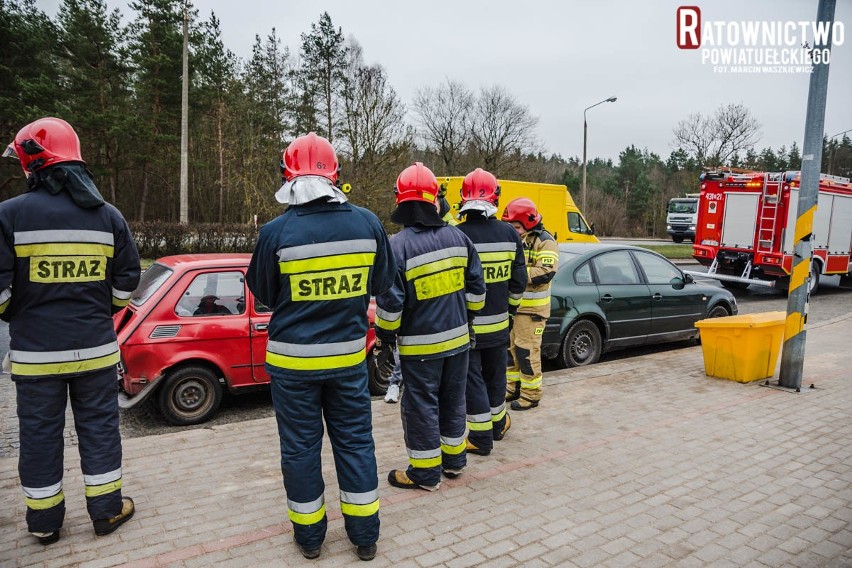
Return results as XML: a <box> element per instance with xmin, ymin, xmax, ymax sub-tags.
<box><xmin>606</xmin><ymin>97</ymin><xmax>617</xmax><ymax>103</ymax></box>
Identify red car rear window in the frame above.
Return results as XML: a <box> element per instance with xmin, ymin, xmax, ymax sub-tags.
<box><xmin>131</xmin><ymin>264</ymin><xmax>174</xmax><ymax>306</ymax></box>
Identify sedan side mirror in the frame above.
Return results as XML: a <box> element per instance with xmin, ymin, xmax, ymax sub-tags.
<box><xmin>670</xmin><ymin>276</ymin><xmax>686</xmax><ymax>290</ymax></box>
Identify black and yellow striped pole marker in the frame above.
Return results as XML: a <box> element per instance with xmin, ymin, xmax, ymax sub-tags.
<box><xmin>779</xmin><ymin>0</ymin><xmax>836</xmax><ymax>391</ymax></box>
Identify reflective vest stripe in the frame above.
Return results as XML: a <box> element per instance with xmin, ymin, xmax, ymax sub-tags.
<box><xmin>266</xmin><ymin>337</ymin><xmax>366</xmax><ymax>371</ymax></box>
<box><xmin>278</xmin><ymin>252</ymin><xmax>376</xmax><ymax>274</ymax></box>
<box><xmin>375</xmin><ymin>307</ymin><xmax>402</xmax><ymax>331</ymax></box>
<box><xmin>278</xmin><ymin>239</ymin><xmax>377</xmax><ymax>262</ymax></box>
<box><xmin>408</xmin><ymin>447</ymin><xmax>441</xmax><ymax>469</ymax></box>
<box><xmin>10</xmin><ymin>341</ymin><xmax>120</xmax><ymax>376</ymax></box>
<box><xmin>288</xmin><ymin>496</ymin><xmax>326</xmax><ymax>526</ymax></box>
<box><xmin>25</xmin><ymin>492</ymin><xmax>65</xmax><ymax>510</ymax></box>
<box><xmin>340</xmin><ymin>489</ymin><xmax>380</xmax><ymax>517</ymax></box>
<box><xmin>14</xmin><ymin>229</ymin><xmax>115</xmax><ymax>245</ymax></box>
<box><xmin>441</xmin><ymin>435</ymin><xmax>466</xmax><ymax>455</ymax></box>
<box><xmin>474</xmin><ymin>242</ymin><xmax>517</xmax><ymax>253</ymax></box>
<box><xmin>83</xmin><ymin>468</ymin><xmax>122</xmax><ymax>486</ymax></box>
<box><xmin>473</xmin><ymin>312</ymin><xmax>509</xmax><ymax>335</ymax></box>
<box><xmin>15</xmin><ymin>243</ymin><xmax>114</xmax><ymax>257</ymax></box>
<box><xmin>405</xmin><ymin>247</ymin><xmax>468</xmax><ymax>279</ymax></box>
<box><xmin>520</xmin><ymin>289</ymin><xmax>551</xmax><ymax>308</ymax></box>
<box><xmin>507</xmin><ymin>370</ymin><xmax>520</xmax><ymax>381</ymax></box>
<box><xmin>398</xmin><ymin>323</ymin><xmax>469</xmax><ymax>357</ymax></box>
<box><xmin>465</xmin><ymin>292</ymin><xmax>486</xmax><ymax>311</ymax></box>
<box><xmin>112</xmin><ymin>287</ymin><xmax>133</xmax><ymax>308</ymax></box>
<box><xmin>508</xmin><ymin>291</ymin><xmax>522</xmax><ymax>307</ymax></box>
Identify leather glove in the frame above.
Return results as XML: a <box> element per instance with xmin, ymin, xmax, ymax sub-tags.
<box><xmin>373</xmin><ymin>338</ymin><xmax>396</xmax><ymax>378</ymax></box>
<box><xmin>468</xmin><ymin>321</ymin><xmax>476</xmax><ymax>349</ymax></box>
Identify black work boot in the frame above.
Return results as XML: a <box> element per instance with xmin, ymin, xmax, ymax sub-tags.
<box><xmin>93</xmin><ymin>497</ymin><xmax>135</xmax><ymax>536</ymax></box>
<box><xmin>32</xmin><ymin>531</ymin><xmax>60</xmax><ymax>545</ymax></box>
<box><xmin>356</xmin><ymin>543</ymin><xmax>377</xmax><ymax>561</ymax></box>
<box><xmin>294</xmin><ymin>537</ymin><xmax>321</xmax><ymax>559</ymax></box>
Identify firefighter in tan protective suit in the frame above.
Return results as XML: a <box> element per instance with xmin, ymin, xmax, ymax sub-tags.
<box><xmin>502</xmin><ymin>198</ymin><xmax>558</xmax><ymax>410</ymax></box>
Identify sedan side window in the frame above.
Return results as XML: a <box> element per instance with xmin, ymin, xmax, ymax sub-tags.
<box><xmin>574</xmin><ymin>262</ymin><xmax>594</xmax><ymax>285</ymax></box>
<box><xmin>593</xmin><ymin>251</ymin><xmax>641</xmax><ymax>285</ymax></box>
<box><xmin>633</xmin><ymin>251</ymin><xmax>681</xmax><ymax>285</ymax></box>
<box><xmin>176</xmin><ymin>271</ymin><xmax>246</xmax><ymax>317</ymax></box>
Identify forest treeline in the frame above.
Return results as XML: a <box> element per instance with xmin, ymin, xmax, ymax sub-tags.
<box><xmin>2</xmin><ymin>0</ymin><xmax>850</xmax><ymax>237</ymax></box>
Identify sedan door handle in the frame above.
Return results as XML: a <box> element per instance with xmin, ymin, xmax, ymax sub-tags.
<box><xmin>254</xmin><ymin>323</ymin><xmax>269</xmax><ymax>331</ymax></box>
<box><xmin>601</xmin><ymin>294</ymin><xmax>613</xmax><ymax>303</ymax></box>
<box><xmin>652</xmin><ymin>293</ymin><xmax>663</xmax><ymax>301</ymax></box>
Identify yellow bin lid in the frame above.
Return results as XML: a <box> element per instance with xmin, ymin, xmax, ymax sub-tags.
<box><xmin>694</xmin><ymin>311</ymin><xmax>786</xmax><ymax>329</ymax></box>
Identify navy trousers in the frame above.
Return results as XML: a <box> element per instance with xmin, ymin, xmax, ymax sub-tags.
<box><xmin>15</xmin><ymin>367</ymin><xmax>124</xmax><ymax>533</ymax></box>
<box><xmin>466</xmin><ymin>344</ymin><xmax>509</xmax><ymax>452</ymax></box>
<box><xmin>399</xmin><ymin>351</ymin><xmax>468</xmax><ymax>487</ymax></box>
<box><xmin>271</xmin><ymin>368</ymin><xmax>379</xmax><ymax>549</ymax></box>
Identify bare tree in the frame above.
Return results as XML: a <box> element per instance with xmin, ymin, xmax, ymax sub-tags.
<box><xmin>672</xmin><ymin>103</ymin><xmax>761</xmax><ymax>167</ymax></box>
<box><xmin>469</xmin><ymin>85</ymin><xmax>539</xmax><ymax>176</ymax></box>
<box><xmin>412</xmin><ymin>79</ymin><xmax>473</xmax><ymax>174</ymax></box>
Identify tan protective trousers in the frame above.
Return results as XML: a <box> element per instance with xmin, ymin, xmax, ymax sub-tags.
<box><xmin>506</xmin><ymin>313</ymin><xmax>545</xmax><ymax>402</ymax></box>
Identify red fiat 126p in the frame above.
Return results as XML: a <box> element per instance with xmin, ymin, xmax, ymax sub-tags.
<box><xmin>115</xmin><ymin>254</ymin><xmax>381</xmax><ymax>425</ymax></box>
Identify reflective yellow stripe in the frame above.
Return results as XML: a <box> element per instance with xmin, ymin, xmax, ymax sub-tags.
<box><xmin>85</xmin><ymin>479</ymin><xmax>122</xmax><ymax>498</ymax></box>
<box><xmin>521</xmin><ymin>375</ymin><xmax>542</xmax><ymax>389</ymax></box>
<box><xmin>288</xmin><ymin>503</ymin><xmax>327</xmax><ymax>526</ymax></box>
<box><xmin>112</xmin><ymin>297</ymin><xmax>130</xmax><ymax>308</ymax></box>
<box><xmin>278</xmin><ymin>252</ymin><xmax>375</xmax><ymax>274</ymax></box>
<box><xmin>375</xmin><ymin>316</ymin><xmax>401</xmax><ymax>331</ymax></box>
<box><xmin>410</xmin><ymin>456</ymin><xmax>442</xmax><ymax>468</ymax></box>
<box><xmin>467</xmin><ymin>420</ymin><xmax>492</xmax><ymax>432</ymax></box>
<box><xmin>441</xmin><ymin>440</ymin><xmax>466</xmax><ymax>455</ymax></box>
<box><xmin>473</xmin><ymin>319</ymin><xmax>509</xmax><ymax>335</ymax></box>
<box><xmin>340</xmin><ymin>499</ymin><xmax>380</xmax><ymax>517</ymax></box>
<box><xmin>397</xmin><ymin>333</ymin><xmax>469</xmax><ymax>357</ymax></box>
<box><xmin>508</xmin><ymin>297</ymin><xmax>521</xmax><ymax>306</ymax></box>
<box><xmin>405</xmin><ymin>256</ymin><xmax>467</xmax><ymax>280</ymax></box>
<box><xmin>506</xmin><ymin>370</ymin><xmax>520</xmax><ymax>380</ymax></box>
<box><xmin>520</xmin><ymin>297</ymin><xmax>550</xmax><ymax>307</ymax></box>
<box><xmin>15</xmin><ymin>243</ymin><xmax>114</xmax><ymax>257</ymax></box>
<box><xmin>267</xmin><ymin>348</ymin><xmax>366</xmax><ymax>371</ymax></box>
<box><xmin>492</xmin><ymin>407</ymin><xmax>507</xmax><ymax>422</ymax></box>
<box><xmin>466</xmin><ymin>299</ymin><xmax>485</xmax><ymax>311</ymax></box>
<box><xmin>11</xmin><ymin>351</ymin><xmax>120</xmax><ymax>376</ymax></box>
<box><xmin>25</xmin><ymin>491</ymin><xmax>65</xmax><ymax>510</ymax></box>
<box><xmin>479</xmin><ymin>251</ymin><xmax>516</xmax><ymax>263</ymax></box>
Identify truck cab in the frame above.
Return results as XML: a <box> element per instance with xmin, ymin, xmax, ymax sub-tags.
<box><xmin>666</xmin><ymin>195</ymin><xmax>699</xmax><ymax>243</ymax></box>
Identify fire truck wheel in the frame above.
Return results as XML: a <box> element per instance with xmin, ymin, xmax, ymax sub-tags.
<box><xmin>559</xmin><ymin>319</ymin><xmax>602</xmax><ymax>368</ymax></box>
<box><xmin>809</xmin><ymin>266</ymin><xmax>820</xmax><ymax>293</ymax></box>
<box><xmin>158</xmin><ymin>365</ymin><xmax>223</xmax><ymax>426</ymax></box>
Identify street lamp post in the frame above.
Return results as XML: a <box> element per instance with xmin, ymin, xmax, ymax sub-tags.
<box><xmin>582</xmin><ymin>96</ymin><xmax>617</xmax><ymax>215</ymax></box>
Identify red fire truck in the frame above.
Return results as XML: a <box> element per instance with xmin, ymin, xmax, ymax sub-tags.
<box><xmin>691</xmin><ymin>169</ymin><xmax>852</xmax><ymax>292</ymax></box>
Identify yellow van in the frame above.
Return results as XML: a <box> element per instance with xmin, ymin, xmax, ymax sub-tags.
<box><xmin>438</xmin><ymin>177</ymin><xmax>599</xmax><ymax>244</ymax></box>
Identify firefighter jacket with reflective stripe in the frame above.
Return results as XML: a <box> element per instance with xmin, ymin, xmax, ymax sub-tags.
<box><xmin>0</xmin><ymin>187</ymin><xmax>140</xmax><ymax>377</ymax></box>
<box><xmin>375</xmin><ymin>224</ymin><xmax>486</xmax><ymax>360</ymax></box>
<box><xmin>246</xmin><ymin>200</ymin><xmax>395</xmax><ymax>378</ymax></box>
<box><xmin>456</xmin><ymin>216</ymin><xmax>527</xmax><ymax>348</ymax></box>
<box><xmin>518</xmin><ymin>228</ymin><xmax>558</xmax><ymax>318</ymax></box>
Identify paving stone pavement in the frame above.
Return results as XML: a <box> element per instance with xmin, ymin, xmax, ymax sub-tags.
<box><xmin>1</xmin><ymin>314</ymin><xmax>850</xmax><ymax>568</ymax></box>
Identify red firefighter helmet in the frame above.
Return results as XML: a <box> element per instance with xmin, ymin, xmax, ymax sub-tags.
<box><xmin>501</xmin><ymin>197</ymin><xmax>542</xmax><ymax>230</ymax></box>
<box><xmin>280</xmin><ymin>132</ymin><xmax>339</xmax><ymax>183</ymax></box>
<box><xmin>4</xmin><ymin>117</ymin><xmax>83</xmax><ymax>174</ymax></box>
<box><xmin>394</xmin><ymin>162</ymin><xmax>439</xmax><ymax>205</ymax></box>
<box><xmin>460</xmin><ymin>168</ymin><xmax>500</xmax><ymax>205</ymax></box>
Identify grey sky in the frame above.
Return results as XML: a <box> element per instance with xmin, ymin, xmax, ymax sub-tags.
<box><xmin>41</xmin><ymin>0</ymin><xmax>852</xmax><ymax>163</ymax></box>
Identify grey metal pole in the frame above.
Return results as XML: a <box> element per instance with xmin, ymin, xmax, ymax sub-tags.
<box><xmin>779</xmin><ymin>0</ymin><xmax>836</xmax><ymax>390</ymax></box>
<box><xmin>582</xmin><ymin>118</ymin><xmax>588</xmax><ymax>214</ymax></box>
<box><xmin>179</xmin><ymin>7</ymin><xmax>189</xmax><ymax>225</ymax></box>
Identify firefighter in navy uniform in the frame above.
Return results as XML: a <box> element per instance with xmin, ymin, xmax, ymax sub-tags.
<box><xmin>0</xmin><ymin>118</ymin><xmax>140</xmax><ymax>545</ymax></box>
<box><xmin>246</xmin><ymin>133</ymin><xmax>395</xmax><ymax>562</ymax></box>
<box><xmin>455</xmin><ymin>169</ymin><xmax>527</xmax><ymax>455</ymax></box>
<box><xmin>502</xmin><ymin>198</ymin><xmax>559</xmax><ymax>410</ymax></box>
<box><xmin>375</xmin><ymin>162</ymin><xmax>486</xmax><ymax>491</ymax></box>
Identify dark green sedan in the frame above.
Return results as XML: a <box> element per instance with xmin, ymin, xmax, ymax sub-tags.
<box><xmin>542</xmin><ymin>244</ymin><xmax>738</xmax><ymax>368</ymax></box>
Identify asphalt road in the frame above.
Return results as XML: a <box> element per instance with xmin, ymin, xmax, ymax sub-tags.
<box><xmin>1</xmin><ymin>268</ymin><xmax>850</xmax><ymax>455</ymax></box>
